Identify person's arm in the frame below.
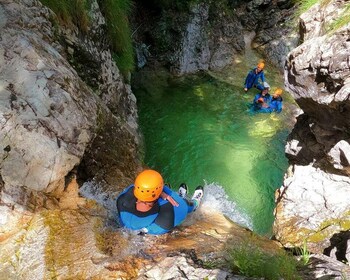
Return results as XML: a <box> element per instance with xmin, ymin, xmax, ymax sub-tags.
<box><xmin>260</xmin><ymin>71</ymin><xmax>265</xmax><ymax>83</ymax></box>
<box><xmin>253</xmin><ymin>94</ymin><xmax>261</xmax><ymax>103</ymax></box>
<box><xmin>276</xmin><ymin>101</ymin><xmax>283</xmax><ymax>113</ymax></box>
<box><xmin>244</xmin><ymin>71</ymin><xmax>252</xmax><ymax>89</ymax></box>
<box><xmin>160</xmin><ymin>189</ymin><xmax>179</xmax><ymax>207</ymax></box>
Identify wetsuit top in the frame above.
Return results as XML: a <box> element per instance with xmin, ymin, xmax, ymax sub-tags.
<box><xmin>269</xmin><ymin>96</ymin><xmax>283</xmax><ymax>113</ymax></box>
<box><xmin>244</xmin><ymin>68</ymin><xmax>265</xmax><ymax>89</ymax></box>
<box><xmin>252</xmin><ymin>92</ymin><xmax>271</xmax><ymax>111</ymax></box>
<box><xmin>116</xmin><ymin>185</ymin><xmax>189</xmax><ymax>235</ymax></box>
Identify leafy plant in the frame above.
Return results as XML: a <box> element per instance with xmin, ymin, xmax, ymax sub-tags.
<box><xmin>40</xmin><ymin>0</ymin><xmax>90</xmax><ymax>33</ymax></box>
<box><xmin>297</xmin><ymin>239</ymin><xmax>311</xmax><ymax>265</ymax></box>
<box><xmin>326</xmin><ymin>3</ymin><xmax>350</xmax><ymax>33</ymax></box>
<box><xmin>226</xmin><ymin>243</ymin><xmax>301</xmax><ymax>280</ymax></box>
<box><xmin>99</xmin><ymin>0</ymin><xmax>135</xmax><ymax>77</ymax></box>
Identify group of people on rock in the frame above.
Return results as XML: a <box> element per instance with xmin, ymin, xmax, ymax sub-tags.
<box><xmin>244</xmin><ymin>62</ymin><xmax>283</xmax><ymax>113</ymax></box>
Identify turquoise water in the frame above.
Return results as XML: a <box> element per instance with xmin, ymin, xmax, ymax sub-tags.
<box><xmin>133</xmin><ymin>66</ymin><xmax>295</xmax><ymax>235</ymax></box>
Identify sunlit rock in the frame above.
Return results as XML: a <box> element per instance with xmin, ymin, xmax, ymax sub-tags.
<box><xmin>0</xmin><ymin>0</ymin><xmax>141</xmax><ymax>210</ymax></box>
<box><xmin>274</xmin><ymin>165</ymin><xmax>350</xmax><ymax>253</ymax></box>
<box><xmin>276</xmin><ymin>0</ymin><xmax>350</xmax><ymax>262</ymax></box>
<box><xmin>299</xmin><ymin>0</ymin><xmax>347</xmax><ymax>41</ymax></box>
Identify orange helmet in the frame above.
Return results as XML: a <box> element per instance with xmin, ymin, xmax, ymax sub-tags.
<box><xmin>257</xmin><ymin>62</ymin><xmax>265</xmax><ymax>69</ymax></box>
<box><xmin>134</xmin><ymin>170</ymin><xmax>164</xmax><ymax>202</ymax></box>
<box><xmin>274</xmin><ymin>88</ymin><xmax>283</xmax><ymax>95</ymax></box>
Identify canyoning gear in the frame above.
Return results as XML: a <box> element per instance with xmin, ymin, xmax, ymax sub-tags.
<box><xmin>257</xmin><ymin>62</ymin><xmax>265</xmax><ymax>70</ymax></box>
<box><xmin>263</xmin><ymin>82</ymin><xmax>270</xmax><ymax>89</ymax></box>
<box><xmin>244</xmin><ymin>67</ymin><xmax>265</xmax><ymax>91</ymax></box>
<box><xmin>134</xmin><ymin>169</ymin><xmax>164</xmax><ymax>202</ymax></box>
<box><xmin>116</xmin><ymin>185</ymin><xmax>198</xmax><ymax>235</ymax></box>
<box><xmin>268</xmin><ymin>96</ymin><xmax>283</xmax><ymax>113</ymax></box>
<box><xmin>274</xmin><ymin>88</ymin><xmax>283</xmax><ymax>96</ymax></box>
<box><xmin>252</xmin><ymin>91</ymin><xmax>271</xmax><ymax>112</ymax></box>
<box><xmin>178</xmin><ymin>183</ymin><xmax>188</xmax><ymax>198</ymax></box>
<box><xmin>191</xmin><ymin>186</ymin><xmax>204</xmax><ymax>210</ymax></box>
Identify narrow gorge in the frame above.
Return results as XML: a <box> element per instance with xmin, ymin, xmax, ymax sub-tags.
<box><xmin>0</xmin><ymin>0</ymin><xmax>349</xmax><ymax>279</ymax></box>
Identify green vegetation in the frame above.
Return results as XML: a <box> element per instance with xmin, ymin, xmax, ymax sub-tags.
<box><xmin>297</xmin><ymin>239</ymin><xmax>311</xmax><ymax>265</ymax></box>
<box><xmin>40</xmin><ymin>0</ymin><xmax>90</xmax><ymax>33</ymax></box>
<box><xmin>295</xmin><ymin>0</ymin><xmax>350</xmax><ymax>33</ymax></box>
<box><xmin>99</xmin><ymin>0</ymin><xmax>134</xmax><ymax>76</ymax></box>
<box><xmin>294</xmin><ymin>0</ymin><xmax>331</xmax><ymax>14</ymax></box>
<box><xmin>326</xmin><ymin>3</ymin><xmax>350</xmax><ymax>32</ymax></box>
<box><xmin>226</xmin><ymin>243</ymin><xmax>301</xmax><ymax>280</ymax></box>
<box><xmin>40</xmin><ymin>0</ymin><xmax>134</xmax><ymax>78</ymax></box>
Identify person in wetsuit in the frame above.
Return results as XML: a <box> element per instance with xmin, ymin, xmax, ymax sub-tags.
<box><xmin>267</xmin><ymin>88</ymin><xmax>283</xmax><ymax>113</ymax></box>
<box><xmin>244</xmin><ymin>62</ymin><xmax>266</xmax><ymax>92</ymax></box>
<box><xmin>116</xmin><ymin>169</ymin><xmax>204</xmax><ymax>235</ymax></box>
<box><xmin>252</xmin><ymin>82</ymin><xmax>272</xmax><ymax>112</ymax></box>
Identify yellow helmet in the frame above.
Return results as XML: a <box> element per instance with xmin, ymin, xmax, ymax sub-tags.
<box><xmin>134</xmin><ymin>170</ymin><xmax>164</xmax><ymax>202</ymax></box>
<box><xmin>257</xmin><ymin>62</ymin><xmax>265</xmax><ymax>69</ymax></box>
<box><xmin>274</xmin><ymin>88</ymin><xmax>283</xmax><ymax>95</ymax></box>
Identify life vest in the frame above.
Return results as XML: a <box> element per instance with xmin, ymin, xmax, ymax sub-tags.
<box><xmin>116</xmin><ymin>185</ymin><xmax>190</xmax><ymax>235</ymax></box>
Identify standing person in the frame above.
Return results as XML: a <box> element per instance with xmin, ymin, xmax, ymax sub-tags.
<box><xmin>267</xmin><ymin>88</ymin><xmax>283</xmax><ymax>113</ymax></box>
<box><xmin>244</xmin><ymin>62</ymin><xmax>266</xmax><ymax>92</ymax></box>
<box><xmin>252</xmin><ymin>82</ymin><xmax>271</xmax><ymax>112</ymax></box>
<box><xmin>116</xmin><ymin>169</ymin><xmax>204</xmax><ymax>235</ymax></box>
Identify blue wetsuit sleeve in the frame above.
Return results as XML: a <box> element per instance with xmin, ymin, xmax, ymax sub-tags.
<box><xmin>253</xmin><ymin>94</ymin><xmax>260</xmax><ymax>103</ymax></box>
<box><xmin>244</xmin><ymin>71</ymin><xmax>253</xmax><ymax>88</ymax></box>
<box><xmin>145</xmin><ymin>222</ymin><xmax>170</xmax><ymax>235</ymax></box>
<box><xmin>162</xmin><ymin>185</ymin><xmax>172</xmax><ymax>195</ymax></box>
<box><xmin>261</xmin><ymin>71</ymin><xmax>265</xmax><ymax>83</ymax></box>
<box><xmin>276</xmin><ymin>101</ymin><xmax>283</xmax><ymax>113</ymax></box>
<box><xmin>266</xmin><ymin>95</ymin><xmax>272</xmax><ymax>104</ymax></box>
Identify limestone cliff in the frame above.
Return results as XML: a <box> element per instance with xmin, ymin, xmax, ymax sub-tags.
<box><xmin>0</xmin><ymin>0</ymin><xmax>141</xmax><ymax>212</ymax></box>
<box><xmin>274</xmin><ymin>0</ymin><xmax>350</xmax><ymax>261</ymax></box>
<box><xmin>132</xmin><ymin>0</ymin><xmax>298</xmax><ymax>75</ymax></box>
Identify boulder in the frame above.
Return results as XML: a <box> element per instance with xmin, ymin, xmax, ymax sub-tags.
<box><xmin>274</xmin><ymin>1</ymin><xmax>350</xmax><ymax>261</ymax></box>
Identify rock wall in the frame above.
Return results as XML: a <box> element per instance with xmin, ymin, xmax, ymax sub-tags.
<box><xmin>133</xmin><ymin>0</ymin><xmax>298</xmax><ymax>74</ymax></box>
<box><xmin>274</xmin><ymin>0</ymin><xmax>350</xmax><ymax>260</ymax></box>
<box><xmin>0</xmin><ymin>0</ymin><xmax>141</xmax><ymax>211</ymax></box>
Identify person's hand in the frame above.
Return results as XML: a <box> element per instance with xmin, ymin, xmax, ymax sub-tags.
<box><xmin>244</xmin><ymin>87</ymin><xmax>248</xmax><ymax>92</ymax></box>
<box><xmin>160</xmin><ymin>192</ymin><xmax>179</xmax><ymax>207</ymax></box>
<box><xmin>262</xmin><ymin>103</ymin><xmax>269</xmax><ymax>108</ymax></box>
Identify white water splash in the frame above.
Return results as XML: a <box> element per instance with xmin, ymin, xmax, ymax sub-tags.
<box><xmin>79</xmin><ymin>180</ymin><xmax>118</xmax><ymax>213</ymax></box>
<box><xmin>200</xmin><ymin>182</ymin><xmax>253</xmax><ymax>230</ymax></box>
<box><xmin>80</xmin><ymin>180</ymin><xmax>253</xmax><ymax>231</ymax></box>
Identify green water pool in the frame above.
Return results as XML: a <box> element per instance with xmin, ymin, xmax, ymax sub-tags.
<box><xmin>132</xmin><ymin>67</ymin><xmax>295</xmax><ymax>235</ymax></box>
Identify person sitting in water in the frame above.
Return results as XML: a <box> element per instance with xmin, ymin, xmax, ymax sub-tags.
<box><xmin>252</xmin><ymin>82</ymin><xmax>271</xmax><ymax>112</ymax></box>
<box><xmin>116</xmin><ymin>169</ymin><xmax>204</xmax><ymax>235</ymax></box>
<box><xmin>267</xmin><ymin>88</ymin><xmax>283</xmax><ymax>113</ymax></box>
<box><xmin>244</xmin><ymin>62</ymin><xmax>266</xmax><ymax>92</ymax></box>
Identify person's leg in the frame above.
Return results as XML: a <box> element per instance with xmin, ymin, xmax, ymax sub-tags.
<box><xmin>256</xmin><ymin>83</ymin><xmax>264</xmax><ymax>91</ymax></box>
<box><xmin>178</xmin><ymin>184</ymin><xmax>204</xmax><ymax>213</ymax></box>
<box><xmin>178</xmin><ymin>183</ymin><xmax>188</xmax><ymax>198</ymax></box>
<box><xmin>190</xmin><ymin>186</ymin><xmax>204</xmax><ymax>212</ymax></box>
